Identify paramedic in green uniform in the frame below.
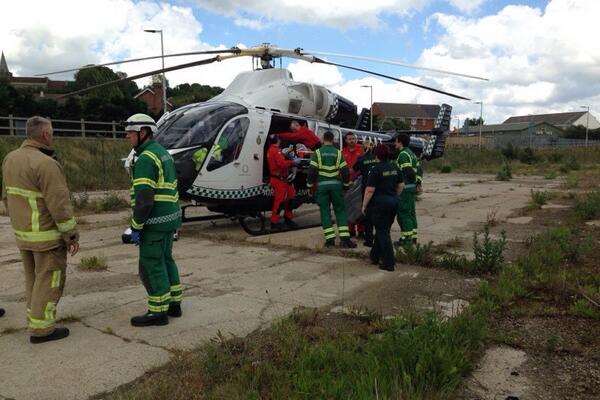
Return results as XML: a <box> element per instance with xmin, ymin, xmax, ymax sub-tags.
<box><xmin>125</xmin><ymin>114</ymin><xmax>183</xmax><ymax>327</ymax></box>
<box><xmin>308</xmin><ymin>130</ymin><xmax>357</xmax><ymax>248</ymax></box>
<box><xmin>394</xmin><ymin>133</ymin><xmax>422</xmax><ymax>247</ymax></box>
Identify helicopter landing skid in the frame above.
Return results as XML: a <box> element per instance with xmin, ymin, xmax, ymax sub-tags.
<box><xmin>239</xmin><ymin>213</ymin><xmax>322</xmax><ymax>237</ymax></box>
<box><xmin>181</xmin><ymin>204</ymin><xmax>229</xmax><ymax>223</ymax></box>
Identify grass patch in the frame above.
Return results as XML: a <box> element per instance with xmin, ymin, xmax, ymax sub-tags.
<box><xmin>79</xmin><ymin>255</ymin><xmax>108</xmax><ymax>271</ymax></box>
<box><xmin>73</xmin><ymin>192</ymin><xmax>129</xmax><ymax>214</ymax></box>
<box><xmin>440</xmin><ymin>164</ymin><xmax>453</xmax><ymax>173</ymax></box>
<box><xmin>104</xmin><ymin>308</ymin><xmax>486</xmax><ymax>400</ymax></box>
<box><xmin>574</xmin><ymin>190</ymin><xmax>600</xmax><ymax>220</ymax></box>
<box><xmin>529</xmin><ymin>189</ymin><xmax>553</xmax><ymax>209</ymax></box>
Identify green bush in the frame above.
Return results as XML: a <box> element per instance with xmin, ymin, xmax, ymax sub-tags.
<box><xmin>560</xmin><ymin>156</ymin><xmax>581</xmax><ymax>173</ymax></box>
<box><xmin>79</xmin><ymin>255</ymin><xmax>108</xmax><ymax>271</ymax></box>
<box><xmin>440</xmin><ymin>165</ymin><xmax>453</xmax><ymax>173</ymax></box>
<box><xmin>544</xmin><ymin>171</ymin><xmax>557</xmax><ymax>180</ymax></box>
<box><xmin>472</xmin><ymin>227</ymin><xmax>507</xmax><ymax>274</ymax></box>
<box><xmin>500</xmin><ymin>142</ymin><xmax>520</xmax><ymax>160</ymax></box>
<box><xmin>95</xmin><ymin>193</ymin><xmax>129</xmax><ymax>212</ymax></box>
<box><xmin>496</xmin><ymin>161</ymin><xmax>512</xmax><ymax>181</ymax></box>
<box><xmin>396</xmin><ymin>242</ymin><xmax>436</xmax><ymax>266</ymax></box>
<box><xmin>574</xmin><ymin>190</ymin><xmax>600</xmax><ymax>220</ymax></box>
<box><xmin>529</xmin><ymin>190</ymin><xmax>552</xmax><ymax>208</ymax></box>
<box><xmin>518</xmin><ymin>147</ymin><xmax>538</xmax><ymax>164</ymax></box>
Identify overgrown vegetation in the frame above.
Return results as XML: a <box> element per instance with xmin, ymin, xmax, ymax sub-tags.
<box><xmin>72</xmin><ymin>192</ymin><xmax>129</xmax><ymax>214</ymax></box>
<box><xmin>79</xmin><ymin>255</ymin><xmax>108</xmax><ymax>271</ymax></box>
<box><xmin>496</xmin><ymin>160</ymin><xmax>512</xmax><ymax>181</ymax></box>
<box><xmin>574</xmin><ymin>190</ymin><xmax>600</xmax><ymax>220</ymax></box>
<box><xmin>529</xmin><ymin>189</ymin><xmax>553</xmax><ymax>209</ymax></box>
<box><xmin>0</xmin><ymin>137</ymin><xmax>131</xmax><ymax>191</ymax></box>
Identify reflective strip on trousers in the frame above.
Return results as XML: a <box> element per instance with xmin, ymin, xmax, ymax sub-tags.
<box><xmin>51</xmin><ymin>270</ymin><xmax>61</xmax><ymax>288</ymax></box>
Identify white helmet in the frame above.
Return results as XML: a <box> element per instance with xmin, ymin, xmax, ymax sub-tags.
<box><xmin>125</xmin><ymin>113</ymin><xmax>157</xmax><ymax>134</ymax></box>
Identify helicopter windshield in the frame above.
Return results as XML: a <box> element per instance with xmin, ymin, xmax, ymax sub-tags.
<box><xmin>154</xmin><ymin>102</ymin><xmax>248</xmax><ymax>149</ymax></box>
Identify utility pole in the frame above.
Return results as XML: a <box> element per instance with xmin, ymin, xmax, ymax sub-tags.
<box><xmin>581</xmin><ymin>105</ymin><xmax>590</xmax><ymax>146</ymax></box>
<box><xmin>361</xmin><ymin>85</ymin><xmax>373</xmax><ymax>131</ymax></box>
<box><xmin>144</xmin><ymin>29</ymin><xmax>167</xmax><ymax>115</ymax></box>
<box><xmin>474</xmin><ymin>101</ymin><xmax>483</xmax><ymax>149</ymax></box>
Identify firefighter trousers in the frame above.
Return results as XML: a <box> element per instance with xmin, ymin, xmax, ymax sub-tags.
<box><xmin>139</xmin><ymin>230</ymin><xmax>182</xmax><ymax>314</ymax></box>
<box><xmin>315</xmin><ymin>183</ymin><xmax>350</xmax><ymax>240</ymax></box>
<box><xmin>397</xmin><ymin>186</ymin><xmax>418</xmax><ymax>243</ymax></box>
<box><xmin>270</xmin><ymin>178</ymin><xmax>296</xmax><ymax>223</ymax></box>
<box><xmin>21</xmin><ymin>247</ymin><xmax>67</xmax><ymax>337</ymax></box>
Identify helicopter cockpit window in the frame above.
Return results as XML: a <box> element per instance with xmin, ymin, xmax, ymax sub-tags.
<box><xmin>154</xmin><ymin>102</ymin><xmax>248</xmax><ymax>150</ymax></box>
<box><xmin>317</xmin><ymin>126</ymin><xmax>341</xmax><ymax>148</ymax></box>
<box><xmin>206</xmin><ymin>117</ymin><xmax>250</xmax><ymax>171</ymax></box>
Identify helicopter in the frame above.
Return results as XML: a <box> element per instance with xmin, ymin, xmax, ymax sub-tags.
<box><xmin>46</xmin><ymin>44</ymin><xmax>487</xmax><ymax>235</ymax></box>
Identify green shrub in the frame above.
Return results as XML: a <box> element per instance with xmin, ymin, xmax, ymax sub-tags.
<box><xmin>518</xmin><ymin>147</ymin><xmax>538</xmax><ymax>164</ymax></box>
<box><xmin>500</xmin><ymin>142</ymin><xmax>520</xmax><ymax>160</ymax></box>
<box><xmin>440</xmin><ymin>165</ymin><xmax>453</xmax><ymax>173</ymax></box>
<box><xmin>496</xmin><ymin>161</ymin><xmax>512</xmax><ymax>181</ymax></box>
<box><xmin>560</xmin><ymin>156</ymin><xmax>581</xmax><ymax>173</ymax></box>
<box><xmin>570</xmin><ymin>299</ymin><xmax>600</xmax><ymax>320</ymax></box>
<box><xmin>435</xmin><ymin>252</ymin><xmax>474</xmax><ymax>273</ymax></box>
<box><xmin>396</xmin><ymin>242</ymin><xmax>435</xmax><ymax>266</ymax></box>
<box><xmin>472</xmin><ymin>227</ymin><xmax>507</xmax><ymax>274</ymax></box>
<box><xmin>574</xmin><ymin>190</ymin><xmax>600</xmax><ymax>220</ymax></box>
<box><xmin>79</xmin><ymin>255</ymin><xmax>108</xmax><ymax>271</ymax></box>
<box><xmin>94</xmin><ymin>193</ymin><xmax>129</xmax><ymax>212</ymax></box>
<box><xmin>564</xmin><ymin>173</ymin><xmax>579</xmax><ymax>188</ymax></box>
<box><xmin>544</xmin><ymin>171</ymin><xmax>557</xmax><ymax>180</ymax></box>
<box><xmin>529</xmin><ymin>190</ymin><xmax>552</xmax><ymax>208</ymax></box>
<box><xmin>546</xmin><ymin>151</ymin><xmax>563</xmax><ymax>163</ymax></box>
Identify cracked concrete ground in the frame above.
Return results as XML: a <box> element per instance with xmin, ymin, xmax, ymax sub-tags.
<box><xmin>0</xmin><ymin>173</ymin><xmax>558</xmax><ymax>400</ymax></box>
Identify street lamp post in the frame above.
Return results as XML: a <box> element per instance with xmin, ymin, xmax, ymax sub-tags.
<box><xmin>144</xmin><ymin>29</ymin><xmax>167</xmax><ymax>115</ymax></box>
<box><xmin>361</xmin><ymin>85</ymin><xmax>373</xmax><ymax>131</ymax></box>
<box><xmin>581</xmin><ymin>105</ymin><xmax>590</xmax><ymax>146</ymax></box>
<box><xmin>474</xmin><ymin>101</ymin><xmax>483</xmax><ymax>149</ymax></box>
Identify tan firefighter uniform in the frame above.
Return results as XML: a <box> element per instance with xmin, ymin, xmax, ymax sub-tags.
<box><xmin>2</xmin><ymin>139</ymin><xmax>78</xmax><ymax>336</ymax></box>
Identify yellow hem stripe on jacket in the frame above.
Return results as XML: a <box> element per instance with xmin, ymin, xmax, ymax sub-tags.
<box><xmin>6</xmin><ymin>187</ymin><xmax>43</xmax><ymax>198</ymax></box>
<box><xmin>154</xmin><ymin>193</ymin><xmax>179</xmax><ymax>202</ymax></box>
<box><xmin>133</xmin><ymin>178</ymin><xmax>157</xmax><ymax>188</ymax></box>
<box><xmin>56</xmin><ymin>217</ymin><xmax>76</xmax><ymax>233</ymax></box>
<box><xmin>14</xmin><ymin>229</ymin><xmax>61</xmax><ymax>242</ymax></box>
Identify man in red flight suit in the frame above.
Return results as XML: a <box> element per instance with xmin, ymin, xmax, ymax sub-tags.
<box><xmin>342</xmin><ymin>132</ymin><xmax>364</xmax><ymax>237</ymax></box>
<box><xmin>277</xmin><ymin>120</ymin><xmax>321</xmax><ymax>150</ymax></box>
<box><xmin>267</xmin><ymin>135</ymin><xmax>301</xmax><ymax>231</ymax></box>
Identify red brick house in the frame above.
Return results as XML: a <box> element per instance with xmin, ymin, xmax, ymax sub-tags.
<box><xmin>134</xmin><ymin>82</ymin><xmax>173</xmax><ymax>115</ymax></box>
<box><xmin>372</xmin><ymin>102</ymin><xmax>441</xmax><ymax>131</ymax></box>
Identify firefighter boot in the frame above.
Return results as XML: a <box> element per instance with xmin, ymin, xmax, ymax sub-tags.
<box><xmin>30</xmin><ymin>327</ymin><xmax>70</xmax><ymax>344</ymax></box>
<box><xmin>131</xmin><ymin>312</ymin><xmax>169</xmax><ymax>327</ymax></box>
<box><xmin>340</xmin><ymin>238</ymin><xmax>357</xmax><ymax>249</ymax></box>
<box><xmin>167</xmin><ymin>302</ymin><xmax>182</xmax><ymax>318</ymax></box>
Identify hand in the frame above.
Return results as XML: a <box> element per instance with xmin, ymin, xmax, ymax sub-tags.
<box><xmin>361</xmin><ymin>206</ymin><xmax>367</xmax><ymax>215</ymax></box>
<box><xmin>416</xmin><ymin>184</ymin><xmax>423</xmax><ymax>194</ymax></box>
<box><xmin>130</xmin><ymin>228</ymin><xmax>142</xmax><ymax>246</ymax></box>
<box><xmin>68</xmin><ymin>242</ymin><xmax>80</xmax><ymax>256</ymax></box>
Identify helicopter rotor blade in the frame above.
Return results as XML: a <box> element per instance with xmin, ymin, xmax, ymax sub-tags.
<box><xmin>305</xmin><ymin>50</ymin><xmax>488</xmax><ymax>81</ymax></box>
<box><xmin>313</xmin><ymin>58</ymin><xmax>471</xmax><ymax>101</ymax></box>
<box><xmin>37</xmin><ymin>48</ymin><xmax>241</xmax><ymax>76</ymax></box>
<box><xmin>58</xmin><ymin>56</ymin><xmax>223</xmax><ymax>99</ymax></box>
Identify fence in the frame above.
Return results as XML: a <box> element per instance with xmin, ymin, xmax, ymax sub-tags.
<box><xmin>0</xmin><ymin>115</ymin><xmax>127</xmax><ymax>138</ymax></box>
<box><xmin>447</xmin><ymin>133</ymin><xmax>600</xmax><ymax>149</ymax></box>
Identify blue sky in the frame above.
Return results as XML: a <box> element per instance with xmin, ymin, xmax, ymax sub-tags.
<box><xmin>2</xmin><ymin>0</ymin><xmax>598</xmax><ymax>124</ymax></box>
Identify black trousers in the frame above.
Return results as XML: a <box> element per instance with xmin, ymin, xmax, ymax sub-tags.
<box><xmin>367</xmin><ymin>196</ymin><xmax>398</xmax><ymax>268</ymax></box>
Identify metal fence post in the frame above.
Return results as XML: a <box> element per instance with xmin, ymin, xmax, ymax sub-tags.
<box><xmin>112</xmin><ymin>121</ymin><xmax>116</xmax><ymax>139</ymax></box>
<box><xmin>81</xmin><ymin>118</ymin><xmax>86</xmax><ymax>137</ymax></box>
<box><xmin>8</xmin><ymin>114</ymin><xmax>14</xmax><ymax>136</ymax></box>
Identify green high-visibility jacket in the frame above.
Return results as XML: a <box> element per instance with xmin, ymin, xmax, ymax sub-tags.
<box><xmin>307</xmin><ymin>144</ymin><xmax>350</xmax><ymax>188</ymax></box>
<box><xmin>396</xmin><ymin>147</ymin><xmax>422</xmax><ymax>186</ymax></box>
<box><xmin>130</xmin><ymin>140</ymin><xmax>181</xmax><ymax>232</ymax></box>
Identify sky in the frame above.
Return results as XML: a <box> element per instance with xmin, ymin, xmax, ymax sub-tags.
<box><xmin>1</xmin><ymin>0</ymin><xmax>599</xmax><ymax>126</ymax></box>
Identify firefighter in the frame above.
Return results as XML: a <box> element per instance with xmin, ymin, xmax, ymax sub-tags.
<box><xmin>308</xmin><ymin>130</ymin><xmax>356</xmax><ymax>248</ymax></box>
<box><xmin>125</xmin><ymin>114</ymin><xmax>183</xmax><ymax>327</ymax></box>
<box><xmin>278</xmin><ymin>120</ymin><xmax>321</xmax><ymax>150</ymax></box>
<box><xmin>394</xmin><ymin>133</ymin><xmax>423</xmax><ymax>247</ymax></box>
<box><xmin>353</xmin><ymin>140</ymin><xmax>378</xmax><ymax>246</ymax></box>
<box><xmin>362</xmin><ymin>144</ymin><xmax>403</xmax><ymax>271</ymax></box>
<box><xmin>342</xmin><ymin>132</ymin><xmax>364</xmax><ymax>237</ymax></box>
<box><xmin>2</xmin><ymin>116</ymin><xmax>79</xmax><ymax>343</ymax></box>
<box><xmin>267</xmin><ymin>135</ymin><xmax>302</xmax><ymax>231</ymax></box>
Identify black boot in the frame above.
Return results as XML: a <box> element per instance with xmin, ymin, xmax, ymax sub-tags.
<box><xmin>363</xmin><ymin>240</ymin><xmax>373</xmax><ymax>247</ymax></box>
<box><xmin>0</xmin><ymin>308</ymin><xmax>5</xmax><ymax>318</ymax></box>
<box><xmin>340</xmin><ymin>238</ymin><xmax>357</xmax><ymax>249</ymax></box>
<box><xmin>131</xmin><ymin>312</ymin><xmax>169</xmax><ymax>327</ymax></box>
<box><xmin>379</xmin><ymin>264</ymin><xmax>395</xmax><ymax>272</ymax></box>
<box><xmin>167</xmin><ymin>303</ymin><xmax>182</xmax><ymax>318</ymax></box>
<box><xmin>324</xmin><ymin>239</ymin><xmax>335</xmax><ymax>248</ymax></box>
<box><xmin>30</xmin><ymin>327</ymin><xmax>70</xmax><ymax>344</ymax></box>
<box><xmin>270</xmin><ymin>221</ymin><xmax>285</xmax><ymax>232</ymax></box>
<box><xmin>284</xmin><ymin>218</ymin><xmax>299</xmax><ymax>229</ymax></box>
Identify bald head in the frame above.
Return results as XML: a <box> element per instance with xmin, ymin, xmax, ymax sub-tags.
<box><xmin>26</xmin><ymin>116</ymin><xmax>53</xmax><ymax>146</ymax></box>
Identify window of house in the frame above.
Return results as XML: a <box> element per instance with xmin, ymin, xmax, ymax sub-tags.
<box><xmin>206</xmin><ymin>117</ymin><xmax>250</xmax><ymax>171</ymax></box>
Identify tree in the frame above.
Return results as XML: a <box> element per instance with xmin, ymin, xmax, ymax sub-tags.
<box><xmin>74</xmin><ymin>66</ymin><xmax>125</xmax><ymax>99</ymax></box>
<box><xmin>168</xmin><ymin>83</ymin><xmax>224</xmax><ymax>107</ymax></box>
<box><xmin>464</xmin><ymin>117</ymin><xmax>484</xmax><ymax>127</ymax></box>
<box><xmin>372</xmin><ymin>115</ymin><xmax>411</xmax><ymax>131</ymax></box>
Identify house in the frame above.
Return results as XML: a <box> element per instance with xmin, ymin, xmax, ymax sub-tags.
<box><xmin>371</xmin><ymin>102</ymin><xmax>441</xmax><ymax>131</ymax></box>
<box><xmin>459</xmin><ymin>122</ymin><xmax>563</xmax><ymax>136</ymax></box>
<box><xmin>0</xmin><ymin>51</ymin><xmax>70</xmax><ymax>90</ymax></box>
<box><xmin>134</xmin><ymin>79</ymin><xmax>173</xmax><ymax>115</ymax></box>
<box><xmin>503</xmin><ymin>111</ymin><xmax>600</xmax><ymax>130</ymax></box>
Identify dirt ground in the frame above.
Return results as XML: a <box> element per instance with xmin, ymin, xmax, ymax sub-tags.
<box><xmin>0</xmin><ymin>173</ymin><xmax>562</xmax><ymax>400</ymax></box>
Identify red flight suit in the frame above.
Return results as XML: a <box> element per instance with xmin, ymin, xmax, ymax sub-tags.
<box><xmin>277</xmin><ymin>126</ymin><xmax>321</xmax><ymax>150</ymax></box>
<box><xmin>267</xmin><ymin>144</ymin><xmax>296</xmax><ymax>224</ymax></box>
<box><xmin>342</xmin><ymin>143</ymin><xmax>364</xmax><ymax>236</ymax></box>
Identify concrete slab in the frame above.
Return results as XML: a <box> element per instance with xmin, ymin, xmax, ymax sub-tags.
<box><xmin>0</xmin><ymin>323</ymin><xmax>171</xmax><ymax>400</ymax></box>
<box><xmin>507</xmin><ymin>216</ymin><xmax>534</xmax><ymax>224</ymax></box>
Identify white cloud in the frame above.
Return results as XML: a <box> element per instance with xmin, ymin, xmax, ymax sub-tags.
<box><xmin>446</xmin><ymin>0</ymin><xmax>487</xmax><ymax>13</ymax></box>
<box><xmin>233</xmin><ymin>17</ymin><xmax>267</xmax><ymax>30</ymax></box>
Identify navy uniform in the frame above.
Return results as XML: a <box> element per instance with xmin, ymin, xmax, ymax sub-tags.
<box><xmin>365</xmin><ymin>160</ymin><xmax>402</xmax><ymax>270</ymax></box>
<box><xmin>353</xmin><ymin>150</ymin><xmax>378</xmax><ymax>246</ymax></box>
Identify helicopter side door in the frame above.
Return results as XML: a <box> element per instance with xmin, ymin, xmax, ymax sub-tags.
<box><xmin>193</xmin><ymin>110</ymin><xmax>265</xmax><ymax>195</ymax></box>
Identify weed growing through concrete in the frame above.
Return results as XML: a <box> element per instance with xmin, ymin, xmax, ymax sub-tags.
<box><xmin>574</xmin><ymin>190</ymin><xmax>600</xmax><ymax>220</ymax></box>
<box><xmin>79</xmin><ymin>256</ymin><xmax>108</xmax><ymax>271</ymax></box>
<box><xmin>529</xmin><ymin>190</ymin><xmax>553</xmax><ymax>209</ymax></box>
<box><xmin>472</xmin><ymin>227</ymin><xmax>507</xmax><ymax>274</ymax></box>
<box><xmin>496</xmin><ymin>161</ymin><xmax>512</xmax><ymax>181</ymax></box>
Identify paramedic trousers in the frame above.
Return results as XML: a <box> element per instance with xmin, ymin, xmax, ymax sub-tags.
<box><xmin>139</xmin><ymin>231</ymin><xmax>182</xmax><ymax>314</ymax></box>
<box><xmin>368</xmin><ymin>195</ymin><xmax>398</xmax><ymax>267</ymax></box>
<box><xmin>21</xmin><ymin>246</ymin><xmax>67</xmax><ymax>337</ymax></box>
<box><xmin>315</xmin><ymin>182</ymin><xmax>350</xmax><ymax>241</ymax></box>
<box><xmin>397</xmin><ymin>185</ymin><xmax>418</xmax><ymax>244</ymax></box>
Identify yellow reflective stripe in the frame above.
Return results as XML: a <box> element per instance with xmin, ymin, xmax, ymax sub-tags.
<box><xmin>6</xmin><ymin>186</ymin><xmax>43</xmax><ymax>198</ymax></box>
<box><xmin>336</xmin><ymin>151</ymin><xmax>342</xmax><ymax>169</ymax></box>
<box><xmin>318</xmin><ymin>164</ymin><xmax>339</xmax><ymax>171</ymax></box>
<box><xmin>56</xmin><ymin>217</ymin><xmax>76</xmax><ymax>233</ymax></box>
<box><xmin>339</xmin><ymin>160</ymin><xmax>347</xmax><ymax>168</ymax></box>
<box><xmin>316</xmin><ymin>149</ymin><xmax>322</xmax><ymax>168</ymax></box>
<box><xmin>28</xmin><ymin>197</ymin><xmax>40</xmax><ymax>232</ymax></box>
<box><xmin>323</xmin><ymin>227</ymin><xmax>336</xmax><ymax>234</ymax></box>
<box><xmin>170</xmin><ymin>284</ymin><xmax>183</xmax><ymax>291</ymax></box>
<box><xmin>133</xmin><ymin>178</ymin><xmax>157</xmax><ymax>188</ymax></box>
<box><xmin>318</xmin><ymin>171</ymin><xmax>340</xmax><ymax>178</ymax></box>
<box><xmin>171</xmin><ymin>294</ymin><xmax>183</xmax><ymax>302</ymax></box>
<box><xmin>14</xmin><ymin>229</ymin><xmax>61</xmax><ymax>242</ymax></box>
<box><xmin>148</xmin><ymin>293</ymin><xmax>172</xmax><ymax>302</ymax></box>
<box><xmin>28</xmin><ymin>316</ymin><xmax>54</xmax><ymax>330</ymax></box>
<box><xmin>154</xmin><ymin>193</ymin><xmax>179</xmax><ymax>202</ymax></box>
<box><xmin>309</xmin><ymin>161</ymin><xmax>319</xmax><ymax>167</ymax></box>
<box><xmin>399</xmin><ymin>162</ymin><xmax>412</xmax><ymax>168</ymax></box>
<box><xmin>51</xmin><ymin>270</ymin><xmax>61</xmax><ymax>288</ymax></box>
<box><xmin>44</xmin><ymin>302</ymin><xmax>56</xmax><ymax>322</ymax></box>
<box><xmin>156</xmin><ymin>181</ymin><xmax>177</xmax><ymax>190</ymax></box>
<box><xmin>131</xmin><ymin>219</ymin><xmax>144</xmax><ymax>229</ymax></box>
<box><xmin>141</xmin><ymin>151</ymin><xmax>164</xmax><ymax>185</ymax></box>
<box><xmin>148</xmin><ymin>305</ymin><xmax>165</xmax><ymax>313</ymax></box>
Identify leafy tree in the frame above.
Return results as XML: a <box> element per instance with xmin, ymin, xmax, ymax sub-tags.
<box><xmin>464</xmin><ymin>117</ymin><xmax>484</xmax><ymax>127</ymax></box>
<box><xmin>373</xmin><ymin>115</ymin><xmax>411</xmax><ymax>131</ymax></box>
<box><xmin>74</xmin><ymin>66</ymin><xmax>125</xmax><ymax>99</ymax></box>
<box><xmin>168</xmin><ymin>83</ymin><xmax>224</xmax><ymax>107</ymax></box>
